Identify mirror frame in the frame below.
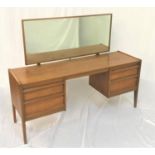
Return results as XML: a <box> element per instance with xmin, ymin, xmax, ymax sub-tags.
<box><xmin>22</xmin><ymin>13</ymin><xmax>112</xmax><ymax>65</ymax></box>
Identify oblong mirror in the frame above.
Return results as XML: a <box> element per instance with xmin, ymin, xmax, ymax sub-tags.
<box><xmin>22</xmin><ymin>14</ymin><xmax>112</xmax><ymax>65</ymax></box>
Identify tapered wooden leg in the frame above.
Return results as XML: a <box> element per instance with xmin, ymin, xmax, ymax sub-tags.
<box><xmin>12</xmin><ymin>105</ymin><xmax>17</xmax><ymax>123</ymax></box>
<box><xmin>22</xmin><ymin>120</ymin><xmax>27</xmax><ymax>144</ymax></box>
<box><xmin>134</xmin><ymin>90</ymin><xmax>138</xmax><ymax>108</ymax></box>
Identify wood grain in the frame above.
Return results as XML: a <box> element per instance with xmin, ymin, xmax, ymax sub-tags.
<box><xmin>89</xmin><ymin>53</ymin><xmax>141</xmax><ymax>98</ymax></box>
<box><xmin>8</xmin><ymin>51</ymin><xmax>142</xmax><ymax>144</ymax></box>
<box><xmin>25</xmin><ymin>95</ymin><xmax>65</xmax><ymax>120</ymax></box>
<box><xmin>89</xmin><ymin>72</ymin><xmax>109</xmax><ymax>97</ymax></box>
<box><xmin>24</xmin><ymin>82</ymin><xmax>64</xmax><ymax>101</ymax></box>
<box><xmin>110</xmin><ymin>76</ymin><xmax>138</xmax><ymax>96</ymax></box>
<box><xmin>9</xmin><ymin>51</ymin><xmax>140</xmax><ymax>86</ymax></box>
<box><xmin>110</xmin><ymin>65</ymin><xmax>139</xmax><ymax>80</ymax></box>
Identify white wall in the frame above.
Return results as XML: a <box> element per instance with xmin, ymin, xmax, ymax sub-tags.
<box><xmin>0</xmin><ymin>7</ymin><xmax>155</xmax><ymax>87</ymax></box>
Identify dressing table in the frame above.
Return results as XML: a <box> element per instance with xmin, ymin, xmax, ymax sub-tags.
<box><xmin>8</xmin><ymin>14</ymin><xmax>142</xmax><ymax>144</ymax></box>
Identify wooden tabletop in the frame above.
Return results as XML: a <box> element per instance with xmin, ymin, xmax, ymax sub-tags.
<box><xmin>9</xmin><ymin>51</ymin><xmax>141</xmax><ymax>86</ymax></box>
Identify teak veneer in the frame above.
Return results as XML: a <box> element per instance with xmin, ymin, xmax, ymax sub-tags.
<box><xmin>9</xmin><ymin>51</ymin><xmax>141</xmax><ymax>144</ymax></box>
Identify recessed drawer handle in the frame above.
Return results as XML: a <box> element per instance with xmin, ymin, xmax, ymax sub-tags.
<box><xmin>24</xmin><ymin>83</ymin><xmax>64</xmax><ymax>93</ymax></box>
<box><xmin>111</xmin><ymin>75</ymin><xmax>138</xmax><ymax>82</ymax></box>
<box><xmin>112</xmin><ymin>65</ymin><xmax>139</xmax><ymax>73</ymax></box>
<box><xmin>24</xmin><ymin>92</ymin><xmax>64</xmax><ymax>104</ymax></box>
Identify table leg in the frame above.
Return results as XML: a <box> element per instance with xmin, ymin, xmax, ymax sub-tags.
<box><xmin>22</xmin><ymin>120</ymin><xmax>27</xmax><ymax>144</ymax></box>
<box><xmin>12</xmin><ymin>104</ymin><xmax>17</xmax><ymax>123</ymax></box>
<box><xmin>134</xmin><ymin>90</ymin><xmax>138</xmax><ymax>108</ymax></box>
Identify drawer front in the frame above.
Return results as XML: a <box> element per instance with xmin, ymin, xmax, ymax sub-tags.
<box><xmin>110</xmin><ymin>77</ymin><xmax>137</xmax><ymax>96</ymax></box>
<box><xmin>110</xmin><ymin>65</ymin><xmax>139</xmax><ymax>80</ymax></box>
<box><xmin>25</xmin><ymin>95</ymin><xmax>65</xmax><ymax>120</ymax></box>
<box><xmin>23</xmin><ymin>82</ymin><xmax>64</xmax><ymax>101</ymax></box>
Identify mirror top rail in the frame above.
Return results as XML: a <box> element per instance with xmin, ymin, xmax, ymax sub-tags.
<box><xmin>22</xmin><ymin>13</ymin><xmax>112</xmax><ymax>21</ymax></box>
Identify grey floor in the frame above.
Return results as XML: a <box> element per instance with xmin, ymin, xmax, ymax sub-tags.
<box><xmin>0</xmin><ymin>77</ymin><xmax>155</xmax><ymax>147</ymax></box>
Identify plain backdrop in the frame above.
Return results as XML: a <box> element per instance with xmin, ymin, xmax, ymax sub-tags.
<box><xmin>0</xmin><ymin>7</ymin><xmax>155</xmax><ymax>147</ymax></box>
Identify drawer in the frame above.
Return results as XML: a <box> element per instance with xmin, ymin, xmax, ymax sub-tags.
<box><xmin>110</xmin><ymin>65</ymin><xmax>139</xmax><ymax>80</ymax></box>
<box><xmin>23</xmin><ymin>82</ymin><xmax>64</xmax><ymax>101</ymax></box>
<box><xmin>110</xmin><ymin>77</ymin><xmax>137</xmax><ymax>96</ymax></box>
<box><xmin>25</xmin><ymin>95</ymin><xmax>65</xmax><ymax>120</ymax></box>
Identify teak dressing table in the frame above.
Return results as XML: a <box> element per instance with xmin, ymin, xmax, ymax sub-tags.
<box><xmin>9</xmin><ymin>51</ymin><xmax>141</xmax><ymax>144</ymax></box>
<box><xmin>8</xmin><ymin>14</ymin><xmax>142</xmax><ymax>144</ymax></box>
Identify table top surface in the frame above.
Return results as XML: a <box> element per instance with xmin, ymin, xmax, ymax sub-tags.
<box><xmin>9</xmin><ymin>51</ymin><xmax>141</xmax><ymax>86</ymax></box>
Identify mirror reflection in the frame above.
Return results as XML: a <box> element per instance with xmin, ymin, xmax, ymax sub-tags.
<box><xmin>22</xmin><ymin>14</ymin><xmax>112</xmax><ymax>64</ymax></box>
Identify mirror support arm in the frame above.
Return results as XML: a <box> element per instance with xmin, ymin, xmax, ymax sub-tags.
<box><xmin>37</xmin><ymin>63</ymin><xmax>41</xmax><ymax>66</ymax></box>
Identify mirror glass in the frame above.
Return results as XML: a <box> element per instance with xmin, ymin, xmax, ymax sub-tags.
<box><xmin>22</xmin><ymin>14</ymin><xmax>112</xmax><ymax>65</ymax></box>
